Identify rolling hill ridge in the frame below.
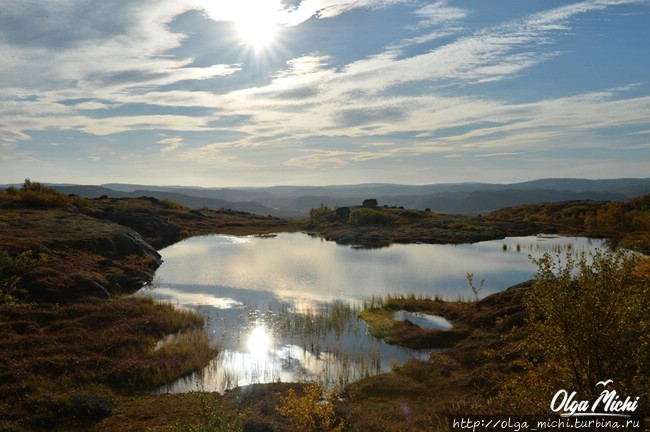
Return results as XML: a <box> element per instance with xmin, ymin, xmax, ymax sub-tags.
<box><xmin>3</xmin><ymin>177</ymin><xmax>649</xmax><ymax>217</ymax></box>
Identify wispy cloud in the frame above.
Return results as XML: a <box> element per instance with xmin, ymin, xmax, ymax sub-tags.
<box><xmin>173</xmin><ymin>142</ymin><xmax>261</xmax><ymax>169</ymax></box>
<box><xmin>198</xmin><ymin>0</ymin><xmax>649</xmax><ymax>152</ymax></box>
<box><xmin>284</xmin><ymin>148</ymin><xmax>394</xmax><ymax>169</ymax></box>
<box><xmin>279</xmin><ymin>0</ymin><xmax>413</xmax><ymax>24</ymax></box>
<box><xmin>0</xmin><ymin>0</ymin><xmax>648</xmax><ymax>184</ymax></box>
<box><xmin>157</xmin><ymin>137</ymin><xmax>184</xmax><ymax>153</ymax></box>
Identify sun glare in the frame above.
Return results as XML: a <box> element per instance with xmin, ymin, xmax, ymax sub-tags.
<box><xmin>237</xmin><ymin>14</ymin><xmax>279</xmax><ymax>49</ymax></box>
<box><xmin>203</xmin><ymin>1</ymin><xmax>284</xmax><ymax>51</ymax></box>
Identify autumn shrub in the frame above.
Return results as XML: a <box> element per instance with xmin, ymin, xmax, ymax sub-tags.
<box><xmin>348</xmin><ymin>208</ymin><xmax>394</xmax><ymax>226</ymax></box>
<box><xmin>0</xmin><ymin>249</ymin><xmax>45</xmax><ymax>304</ymax></box>
<box><xmin>16</xmin><ymin>179</ymin><xmax>71</xmax><ymax>208</ymax></box>
<box><xmin>466</xmin><ymin>273</ymin><xmax>484</xmax><ymax>302</ymax></box>
<box><xmin>169</xmin><ymin>392</ymin><xmax>245</xmax><ymax>432</ymax></box>
<box><xmin>160</xmin><ymin>198</ymin><xmax>188</xmax><ymax>211</ymax></box>
<box><xmin>275</xmin><ymin>383</ymin><xmax>345</xmax><ymax>432</ymax></box>
<box><xmin>4</xmin><ymin>185</ymin><xmax>18</xmax><ymax>196</ymax></box>
<box><xmin>309</xmin><ymin>204</ymin><xmax>333</xmax><ymax>220</ymax></box>
<box><xmin>492</xmin><ymin>249</ymin><xmax>650</xmax><ymax>414</ymax></box>
<box><xmin>449</xmin><ymin>221</ymin><xmax>477</xmax><ymax>231</ymax></box>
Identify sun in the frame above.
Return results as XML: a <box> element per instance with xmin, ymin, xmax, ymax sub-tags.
<box><xmin>202</xmin><ymin>1</ymin><xmax>284</xmax><ymax>51</ymax></box>
<box><xmin>236</xmin><ymin>13</ymin><xmax>279</xmax><ymax>49</ymax></box>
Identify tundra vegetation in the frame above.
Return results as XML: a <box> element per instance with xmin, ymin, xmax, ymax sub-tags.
<box><xmin>0</xmin><ymin>180</ymin><xmax>648</xmax><ymax>430</ymax></box>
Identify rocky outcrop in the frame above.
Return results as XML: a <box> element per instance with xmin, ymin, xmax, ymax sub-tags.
<box><xmin>3</xmin><ymin>209</ymin><xmax>162</xmax><ymax>303</ymax></box>
<box><xmin>89</xmin><ymin>205</ymin><xmax>182</xmax><ymax>249</ymax></box>
<box><xmin>335</xmin><ymin>206</ymin><xmax>351</xmax><ymax>221</ymax></box>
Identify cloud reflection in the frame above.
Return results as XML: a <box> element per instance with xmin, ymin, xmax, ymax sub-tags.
<box><xmin>149</xmin><ymin>286</ymin><xmax>244</xmax><ymax>309</ymax></box>
<box><xmin>155</xmin><ymin>233</ymin><xmax>606</xmax><ymax>301</ymax></box>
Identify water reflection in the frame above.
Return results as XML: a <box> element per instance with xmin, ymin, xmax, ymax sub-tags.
<box><xmin>394</xmin><ymin>311</ymin><xmax>453</xmax><ymax>331</ymax></box>
<box><xmin>247</xmin><ymin>325</ymin><xmax>272</xmax><ymax>358</ymax></box>
<box><xmin>150</xmin><ymin>233</ymin><xmax>605</xmax><ymax>301</ymax></box>
<box><xmin>139</xmin><ymin>233</ymin><xmax>606</xmax><ymax>393</ymax></box>
<box><xmin>155</xmin><ymin>303</ymin><xmax>412</xmax><ymax>393</ymax></box>
<box><xmin>151</xmin><ymin>287</ymin><xmax>243</xmax><ymax>309</ymax></box>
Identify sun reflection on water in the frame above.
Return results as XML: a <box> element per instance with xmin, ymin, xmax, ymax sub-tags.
<box><xmin>247</xmin><ymin>325</ymin><xmax>272</xmax><ymax>358</ymax></box>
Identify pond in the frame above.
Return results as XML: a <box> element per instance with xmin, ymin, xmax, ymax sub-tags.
<box><xmin>136</xmin><ymin>233</ymin><xmax>606</xmax><ymax>393</ymax></box>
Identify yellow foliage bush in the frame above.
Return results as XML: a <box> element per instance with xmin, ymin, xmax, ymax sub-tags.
<box><xmin>16</xmin><ymin>179</ymin><xmax>72</xmax><ymax>208</ymax></box>
<box><xmin>348</xmin><ymin>208</ymin><xmax>393</xmax><ymax>226</ymax></box>
<box><xmin>492</xmin><ymin>249</ymin><xmax>650</xmax><ymax>414</ymax></box>
<box><xmin>275</xmin><ymin>384</ymin><xmax>345</xmax><ymax>432</ymax></box>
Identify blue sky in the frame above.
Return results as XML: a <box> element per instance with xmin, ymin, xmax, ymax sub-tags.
<box><xmin>1</xmin><ymin>0</ymin><xmax>649</xmax><ymax>187</ymax></box>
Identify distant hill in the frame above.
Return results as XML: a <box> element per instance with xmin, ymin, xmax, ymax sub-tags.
<box><xmin>50</xmin><ymin>185</ymin><xmax>277</xmax><ymax>216</ymax></box>
<box><xmin>403</xmin><ymin>189</ymin><xmax>627</xmax><ymax>215</ymax></box>
<box><xmin>3</xmin><ymin>178</ymin><xmax>649</xmax><ymax>217</ymax></box>
<box><xmin>277</xmin><ymin>179</ymin><xmax>649</xmax><ymax>215</ymax></box>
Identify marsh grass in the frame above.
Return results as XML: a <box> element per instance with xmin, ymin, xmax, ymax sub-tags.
<box><xmin>358</xmin><ymin>292</ymin><xmax>479</xmax><ymax>350</ymax></box>
<box><xmin>115</xmin><ymin>328</ymin><xmax>219</xmax><ymax>393</ymax></box>
<box><xmin>236</xmin><ymin>295</ymin><xmax>468</xmax><ymax>381</ymax></box>
<box><xmin>361</xmin><ymin>292</ymin><xmax>447</xmax><ymax>311</ymax></box>
<box><xmin>502</xmin><ymin>238</ymin><xmax>596</xmax><ymax>257</ymax></box>
<box><xmin>0</xmin><ymin>296</ymin><xmax>217</xmax><ymax>430</ymax></box>
<box><xmin>180</xmin><ymin>301</ymin><xmax>390</xmax><ymax>393</ymax></box>
<box><xmin>275</xmin><ymin>302</ymin><xmax>361</xmax><ymax>341</ymax></box>
<box><xmin>265</xmin><ymin>302</ymin><xmax>384</xmax><ymax>387</ymax></box>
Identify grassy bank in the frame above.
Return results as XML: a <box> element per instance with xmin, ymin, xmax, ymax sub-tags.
<box><xmin>0</xmin><ymin>296</ymin><xmax>217</xmax><ymax>431</ymax></box>
<box><xmin>342</xmin><ymin>286</ymin><xmax>529</xmax><ymax>430</ymax></box>
<box><xmin>306</xmin><ymin>195</ymin><xmax>650</xmax><ymax>252</ymax></box>
<box><xmin>488</xmin><ymin>195</ymin><xmax>650</xmax><ymax>253</ymax></box>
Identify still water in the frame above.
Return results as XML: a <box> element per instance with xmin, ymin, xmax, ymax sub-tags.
<box><xmin>137</xmin><ymin>233</ymin><xmax>605</xmax><ymax>393</ymax></box>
